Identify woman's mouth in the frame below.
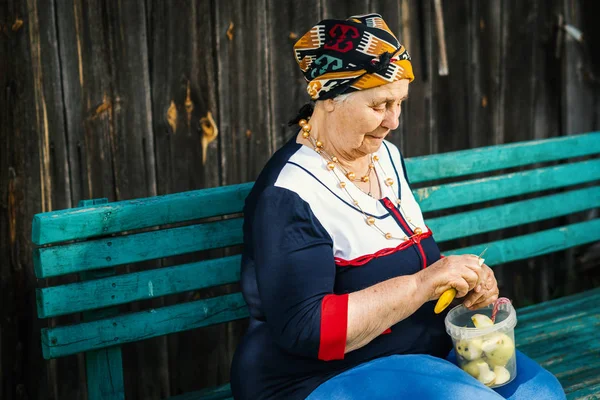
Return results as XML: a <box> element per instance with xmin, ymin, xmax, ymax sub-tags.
<box><xmin>366</xmin><ymin>135</ymin><xmax>385</xmax><ymax>140</ymax></box>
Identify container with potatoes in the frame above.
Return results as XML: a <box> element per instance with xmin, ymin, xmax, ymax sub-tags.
<box><xmin>444</xmin><ymin>301</ymin><xmax>517</xmax><ymax>388</ymax></box>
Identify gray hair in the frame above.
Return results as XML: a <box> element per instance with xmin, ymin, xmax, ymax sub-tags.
<box><xmin>332</xmin><ymin>92</ymin><xmax>357</xmax><ymax>103</ymax></box>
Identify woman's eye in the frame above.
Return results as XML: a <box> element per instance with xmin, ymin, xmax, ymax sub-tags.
<box><xmin>373</xmin><ymin>105</ymin><xmax>386</xmax><ymax>112</ymax></box>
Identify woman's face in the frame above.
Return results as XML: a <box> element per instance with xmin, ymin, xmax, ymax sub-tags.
<box><xmin>328</xmin><ymin>79</ymin><xmax>409</xmax><ymax>157</ymax></box>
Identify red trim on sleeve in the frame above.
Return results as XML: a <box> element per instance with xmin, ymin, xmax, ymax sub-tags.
<box><xmin>381</xmin><ymin>328</ymin><xmax>392</xmax><ymax>334</ymax></box>
<box><xmin>318</xmin><ymin>293</ymin><xmax>349</xmax><ymax>361</ymax></box>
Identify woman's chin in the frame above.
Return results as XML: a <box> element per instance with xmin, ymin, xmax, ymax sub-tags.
<box><xmin>363</xmin><ymin>135</ymin><xmax>386</xmax><ymax>150</ymax></box>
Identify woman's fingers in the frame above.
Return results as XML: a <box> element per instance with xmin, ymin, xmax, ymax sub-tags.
<box><xmin>466</xmin><ymin>268</ymin><xmax>499</xmax><ymax>309</ymax></box>
<box><xmin>469</xmin><ymin>289</ymin><xmax>499</xmax><ymax>309</ymax></box>
<box><xmin>461</xmin><ymin>255</ymin><xmax>486</xmax><ymax>282</ymax></box>
<box><xmin>463</xmin><ymin>287</ymin><xmax>486</xmax><ymax>308</ymax></box>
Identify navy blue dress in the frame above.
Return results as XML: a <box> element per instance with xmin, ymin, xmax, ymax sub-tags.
<box><xmin>230</xmin><ymin>135</ymin><xmax>452</xmax><ymax>400</ymax></box>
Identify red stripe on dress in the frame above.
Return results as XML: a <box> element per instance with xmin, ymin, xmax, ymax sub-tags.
<box><xmin>318</xmin><ymin>293</ymin><xmax>349</xmax><ymax>361</ymax></box>
<box><xmin>382</xmin><ymin>197</ymin><xmax>414</xmax><ymax>235</ymax></box>
<box><xmin>334</xmin><ymin>229</ymin><xmax>433</xmax><ymax>266</ymax></box>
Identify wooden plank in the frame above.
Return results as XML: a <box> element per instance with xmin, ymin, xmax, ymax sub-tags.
<box><xmin>415</xmin><ymin>158</ymin><xmax>600</xmax><ymax>212</ymax></box>
<box><xmin>428</xmin><ymin>186</ymin><xmax>600</xmax><ymax>242</ymax></box>
<box><xmin>37</xmin><ymin>255</ymin><xmax>242</xmax><ymax>318</ymax></box>
<box><xmin>404</xmin><ymin>131</ymin><xmax>600</xmax><ymax>183</ymax></box>
<box><xmin>397</xmin><ymin>0</ymin><xmax>435</xmax><ymax>158</ymax></box>
<box><xmin>266</xmin><ymin>0</ymin><xmax>320</xmax><ymax>151</ymax></box>
<box><xmin>513</xmin><ymin>288</ymin><xmax>600</xmax><ymax>398</ymax></box>
<box><xmin>82</xmin><ymin>346</ymin><xmax>125</xmax><ymax>400</ymax></box>
<box><xmin>567</xmin><ymin>382</ymin><xmax>600</xmax><ymax>400</ymax></box>
<box><xmin>516</xmin><ymin>313</ymin><xmax>599</xmax><ymax>345</ymax></box>
<box><xmin>76</xmin><ymin>200</ymin><xmax>125</xmax><ymax>400</ymax></box>
<box><xmin>467</xmin><ymin>0</ymin><xmax>503</xmax><ymax>149</ymax></box>
<box><xmin>34</xmin><ymin>218</ymin><xmax>243</xmax><ymax>278</ymax></box>
<box><xmin>32</xmin><ymin>182</ymin><xmax>252</xmax><ymax>245</ymax></box>
<box><xmin>368</xmin><ymin>0</ymin><xmax>409</xmax><ymax>153</ymax></box>
<box><xmin>41</xmin><ymin>293</ymin><xmax>249</xmax><ymax>359</ymax></box>
<box><xmin>320</xmin><ymin>0</ymin><xmax>371</xmax><ymax>18</ymax></box>
<box><xmin>2</xmin><ymin>0</ymin><xmax>77</xmax><ymax>398</ymax></box>
<box><xmin>215</xmin><ymin>0</ymin><xmax>273</xmax><ymax>185</ymax></box>
<box><xmin>149</xmin><ymin>0</ymin><xmax>220</xmax><ymax>196</ymax></box>
<box><xmin>442</xmin><ymin>218</ymin><xmax>600</xmax><ymax>265</ymax></box>
<box><xmin>210</xmin><ymin>1</ymin><xmax>275</xmax><ymax>392</ymax></box>
<box><xmin>430</xmin><ymin>0</ymin><xmax>471</xmax><ymax>153</ymax></box>
<box><xmin>517</xmin><ymin>287</ymin><xmax>600</xmax><ymax>322</ymax></box>
<box><xmin>147</xmin><ymin>0</ymin><xmax>223</xmax><ymax>396</ymax></box>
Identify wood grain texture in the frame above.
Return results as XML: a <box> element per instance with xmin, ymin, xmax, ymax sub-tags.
<box><xmin>215</xmin><ymin>0</ymin><xmax>273</xmax><ymax>185</ymax></box>
<box><xmin>147</xmin><ymin>0</ymin><xmax>222</xmax><ymax>395</ymax></box>
<box><xmin>514</xmin><ymin>287</ymin><xmax>600</xmax><ymax>399</ymax></box>
<box><xmin>41</xmin><ymin>293</ymin><xmax>249</xmax><ymax>359</ymax></box>
<box><xmin>32</xmin><ymin>183</ymin><xmax>252</xmax><ymax>245</ymax></box>
<box><xmin>428</xmin><ymin>186</ymin><xmax>600</xmax><ymax>242</ymax></box>
<box><xmin>37</xmin><ymin>255</ymin><xmax>242</xmax><ymax>318</ymax></box>
<box><xmin>415</xmin><ymin>158</ymin><xmax>600</xmax><ymax>212</ymax></box>
<box><xmin>404</xmin><ymin>131</ymin><xmax>600</xmax><ymax>183</ymax></box>
<box><xmin>34</xmin><ymin>218</ymin><xmax>243</xmax><ymax>278</ymax></box>
<box><xmin>1</xmin><ymin>0</ymin><xmax>76</xmax><ymax>398</ymax></box>
<box><xmin>266</xmin><ymin>0</ymin><xmax>320</xmax><ymax>150</ymax></box>
<box><xmin>442</xmin><ymin>218</ymin><xmax>600</xmax><ymax>265</ymax></box>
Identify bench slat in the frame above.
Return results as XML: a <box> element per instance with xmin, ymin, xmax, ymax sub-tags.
<box><xmin>405</xmin><ymin>131</ymin><xmax>600</xmax><ymax>183</ymax></box>
<box><xmin>416</xmin><ymin>158</ymin><xmax>600</xmax><ymax>212</ymax></box>
<box><xmin>513</xmin><ymin>288</ymin><xmax>600</xmax><ymax>399</ymax></box>
<box><xmin>517</xmin><ymin>288</ymin><xmax>600</xmax><ymax>327</ymax></box>
<box><xmin>36</xmin><ymin>256</ymin><xmax>242</xmax><ymax>318</ymax></box>
<box><xmin>34</xmin><ymin>218</ymin><xmax>243</xmax><ymax>279</ymax></box>
<box><xmin>517</xmin><ymin>313</ymin><xmax>598</xmax><ymax>347</ymax></box>
<box><xmin>32</xmin><ymin>183</ymin><xmax>253</xmax><ymax>246</ymax></box>
<box><xmin>428</xmin><ymin>186</ymin><xmax>600</xmax><ymax>242</ymax></box>
<box><xmin>41</xmin><ymin>292</ymin><xmax>249</xmax><ymax>359</ymax></box>
<box><xmin>524</xmin><ymin>332</ymin><xmax>600</xmax><ymax>367</ymax></box>
<box><xmin>566</xmin><ymin>382</ymin><xmax>600</xmax><ymax>399</ymax></box>
<box><xmin>442</xmin><ymin>218</ymin><xmax>600</xmax><ymax>265</ymax></box>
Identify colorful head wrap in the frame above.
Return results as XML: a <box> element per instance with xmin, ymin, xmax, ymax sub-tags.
<box><xmin>293</xmin><ymin>13</ymin><xmax>414</xmax><ymax>101</ymax></box>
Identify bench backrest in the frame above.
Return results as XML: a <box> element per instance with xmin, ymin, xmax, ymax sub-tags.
<box><xmin>32</xmin><ymin>132</ymin><xmax>600</xmax><ymax>399</ymax></box>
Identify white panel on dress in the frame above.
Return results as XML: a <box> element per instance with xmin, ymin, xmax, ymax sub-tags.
<box><xmin>274</xmin><ymin>141</ymin><xmax>429</xmax><ymax>262</ymax></box>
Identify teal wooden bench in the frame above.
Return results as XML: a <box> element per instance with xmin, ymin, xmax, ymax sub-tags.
<box><xmin>32</xmin><ymin>132</ymin><xmax>600</xmax><ymax>400</ymax></box>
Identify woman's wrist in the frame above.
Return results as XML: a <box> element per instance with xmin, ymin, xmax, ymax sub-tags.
<box><xmin>414</xmin><ymin>267</ymin><xmax>436</xmax><ymax>303</ymax></box>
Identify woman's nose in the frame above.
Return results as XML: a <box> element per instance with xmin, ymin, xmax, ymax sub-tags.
<box><xmin>381</xmin><ymin>104</ymin><xmax>401</xmax><ymax>130</ymax></box>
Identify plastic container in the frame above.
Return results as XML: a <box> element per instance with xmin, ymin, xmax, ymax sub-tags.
<box><xmin>445</xmin><ymin>302</ymin><xmax>518</xmax><ymax>388</ymax></box>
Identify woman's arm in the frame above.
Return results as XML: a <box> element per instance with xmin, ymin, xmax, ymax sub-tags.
<box><xmin>345</xmin><ymin>274</ymin><xmax>425</xmax><ymax>353</ymax></box>
<box><xmin>345</xmin><ymin>254</ymin><xmax>484</xmax><ymax>354</ymax></box>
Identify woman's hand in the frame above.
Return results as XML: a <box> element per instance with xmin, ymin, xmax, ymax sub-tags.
<box><xmin>418</xmin><ymin>254</ymin><xmax>486</xmax><ymax>302</ymax></box>
<box><xmin>461</xmin><ymin>264</ymin><xmax>499</xmax><ymax>310</ymax></box>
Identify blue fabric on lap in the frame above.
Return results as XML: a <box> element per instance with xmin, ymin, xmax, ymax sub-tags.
<box><xmin>306</xmin><ymin>351</ymin><xmax>566</xmax><ymax>400</ymax></box>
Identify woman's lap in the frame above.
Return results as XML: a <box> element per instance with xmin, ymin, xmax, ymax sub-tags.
<box><xmin>306</xmin><ymin>351</ymin><xmax>565</xmax><ymax>400</ymax></box>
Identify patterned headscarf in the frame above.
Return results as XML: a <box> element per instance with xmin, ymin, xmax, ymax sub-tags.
<box><xmin>294</xmin><ymin>13</ymin><xmax>414</xmax><ymax>101</ymax></box>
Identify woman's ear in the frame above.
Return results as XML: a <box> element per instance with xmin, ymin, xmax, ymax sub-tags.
<box><xmin>323</xmin><ymin>99</ymin><xmax>336</xmax><ymax>113</ymax></box>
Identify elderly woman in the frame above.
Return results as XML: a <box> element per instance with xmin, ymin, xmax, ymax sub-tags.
<box><xmin>231</xmin><ymin>14</ymin><xmax>565</xmax><ymax>400</ymax></box>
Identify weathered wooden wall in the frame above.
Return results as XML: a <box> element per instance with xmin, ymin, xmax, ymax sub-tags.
<box><xmin>1</xmin><ymin>0</ymin><xmax>599</xmax><ymax>399</ymax></box>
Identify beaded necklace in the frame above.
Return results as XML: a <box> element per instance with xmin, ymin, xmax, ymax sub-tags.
<box><xmin>299</xmin><ymin>118</ymin><xmax>424</xmax><ymax>241</ymax></box>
